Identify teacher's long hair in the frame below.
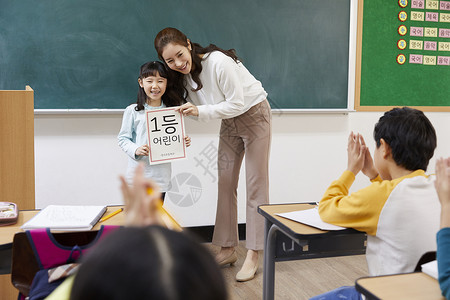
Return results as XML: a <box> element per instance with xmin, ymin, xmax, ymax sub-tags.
<box><xmin>154</xmin><ymin>27</ymin><xmax>240</xmax><ymax>93</ymax></box>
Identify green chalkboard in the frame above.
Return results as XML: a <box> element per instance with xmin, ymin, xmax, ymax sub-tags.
<box><xmin>0</xmin><ymin>0</ymin><xmax>350</xmax><ymax>110</ymax></box>
<box><xmin>358</xmin><ymin>0</ymin><xmax>450</xmax><ymax>110</ymax></box>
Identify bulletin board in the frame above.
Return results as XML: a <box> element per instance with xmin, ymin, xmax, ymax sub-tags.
<box><xmin>355</xmin><ymin>0</ymin><xmax>450</xmax><ymax>111</ymax></box>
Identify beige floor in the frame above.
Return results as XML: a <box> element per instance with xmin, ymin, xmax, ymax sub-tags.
<box><xmin>207</xmin><ymin>241</ymin><xmax>368</xmax><ymax>300</ymax></box>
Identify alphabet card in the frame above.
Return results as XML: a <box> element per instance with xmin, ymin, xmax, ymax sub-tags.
<box><xmin>146</xmin><ymin>108</ymin><xmax>187</xmax><ymax>165</ymax></box>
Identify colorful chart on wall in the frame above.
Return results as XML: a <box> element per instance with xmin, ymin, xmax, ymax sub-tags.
<box><xmin>356</xmin><ymin>0</ymin><xmax>450</xmax><ymax>111</ymax></box>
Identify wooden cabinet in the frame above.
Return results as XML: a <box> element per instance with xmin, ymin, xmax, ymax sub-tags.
<box><xmin>0</xmin><ymin>86</ymin><xmax>35</xmax><ymax>209</ymax></box>
<box><xmin>0</xmin><ymin>86</ymin><xmax>35</xmax><ymax>298</ymax></box>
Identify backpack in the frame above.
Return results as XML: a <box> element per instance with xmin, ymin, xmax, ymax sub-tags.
<box><xmin>12</xmin><ymin>226</ymin><xmax>118</xmax><ymax>299</ymax></box>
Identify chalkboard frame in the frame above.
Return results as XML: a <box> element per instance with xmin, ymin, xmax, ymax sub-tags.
<box><xmin>1</xmin><ymin>0</ymin><xmax>358</xmax><ymax>113</ymax></box>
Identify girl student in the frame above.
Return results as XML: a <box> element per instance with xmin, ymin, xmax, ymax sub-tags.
<box><xmin>155</xmin><ymin>27</ymin><xmax>272</xmax><ymax>282</ymax></box>
<box><xmin>117</xmin><ymin>61</ymin><xmax>190</xmax><ymax>200</ymax></box>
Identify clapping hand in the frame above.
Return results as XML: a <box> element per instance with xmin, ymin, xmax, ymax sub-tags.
<box><xmin>436</xmin><ymin>158</ymin><xmax>450</xmax><ymax>207</ymax></box>
<box><xmin>347</xmin><ymin>132</ymin><xmax>378</xmax><ymax>179</ymax></box>
<box><xmin>347</xmin><ymin>132</ymin><xmax>366</xmax><ymax>176</ymax></box>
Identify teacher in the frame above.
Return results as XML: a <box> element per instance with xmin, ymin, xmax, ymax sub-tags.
<box><xmin>155</xmin><ymin>27</ymin><xmax>272</xmax><ymax>282</ymax></box>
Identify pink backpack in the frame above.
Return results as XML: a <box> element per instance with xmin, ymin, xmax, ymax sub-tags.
<box><xmin>16</xmin><ymin>226</ymin><xmax>119</xmax><ymax>300</ymax></box>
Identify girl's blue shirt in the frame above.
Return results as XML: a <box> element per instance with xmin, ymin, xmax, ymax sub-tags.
<box><xmin>117</xmin><ymin>103</ymin><xmax>172</xmax><ymax>191</ymax></box>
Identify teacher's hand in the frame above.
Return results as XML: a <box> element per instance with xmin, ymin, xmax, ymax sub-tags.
<box><xmin>177</xmin><ymin>103</ymin><xmax>199</xmax><ymax>117</ymax></box>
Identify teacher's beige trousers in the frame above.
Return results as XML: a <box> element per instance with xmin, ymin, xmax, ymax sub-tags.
<box><xmin>212</xmin><ymin>99</ymin><xmax>272</xmax><ymax>251</ymax></box>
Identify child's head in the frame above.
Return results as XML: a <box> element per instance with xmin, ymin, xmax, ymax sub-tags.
<box><xmin>136</xmin><ymin>61</ymin><xmax>184</xmax><ymax>111</ymax></box>
<box><xmin>71</xmin><ymin>226</ymin><xmax>228</xmax><ymax>300</ymax></box>
<box><xmin>373</xmin><ymin>107</ymin><xmax>436</xmax><ymax>171</ymax></box>
<box><xmin>136</xmin><ymin>61</ymin><xmax>168</xmax><ymax>109</ymax></box>
<box><xmin>139</xmin><ymin>60</ymin><xmax>171</xmax><ymax>81</ymax></box>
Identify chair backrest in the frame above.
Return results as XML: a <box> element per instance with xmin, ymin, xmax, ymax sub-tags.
<box><xmin>11</xmin><ymin>230</ymin><xmax>106</xmax><ymax>296</ymax></box>
<box><xmin>414</xmin><ymin>251</ymin><xmax>437</xmax><ymax>272</ymax></box>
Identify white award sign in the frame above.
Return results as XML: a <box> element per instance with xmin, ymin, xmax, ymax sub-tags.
<box><xmin>146</xmin><ymin>108</ymin><xmax>187</xmax><ymax>165</ymax></box>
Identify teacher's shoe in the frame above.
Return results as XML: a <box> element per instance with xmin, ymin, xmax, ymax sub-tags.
<box><xmin>236</xmin><ymin>252</ymin><xmax>259</xmax><ymax>282</ymax></box>
<box><xmin>217</xmin><ymin>249</ymin><xmax>237</xmax><ymax>266</ymax></box>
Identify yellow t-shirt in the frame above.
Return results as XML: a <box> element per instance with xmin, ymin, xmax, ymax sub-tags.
<box><xmin>44</xmin><ymin>275</ymin><xmax>74</xmax><ymax>300</ymax></box>
<box><xmin>318</xmin><ymin>170</ymin><xmax>440</xmax><ymax>276</ymax></box>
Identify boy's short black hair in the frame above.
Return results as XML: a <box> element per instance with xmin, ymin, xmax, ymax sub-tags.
<box><xmin>374</xmin><ymin>107</ymin><xmax>436</xmax><ymax>171</ymax></box>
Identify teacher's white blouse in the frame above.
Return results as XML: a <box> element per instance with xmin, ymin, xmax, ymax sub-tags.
<box><xmin>184</xmin><ymin>51</ymin><xmax>267</xmax><ymax>121</ymax></box>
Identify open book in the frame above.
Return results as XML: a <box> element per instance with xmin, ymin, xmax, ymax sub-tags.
<box><xmin>21</xmin><ymin>205</ymin><xmax>107</xmax><ymax>231</ymax></box>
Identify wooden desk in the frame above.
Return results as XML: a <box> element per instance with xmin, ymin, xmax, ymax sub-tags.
<box><xmin>0</xmin><ymin>206</ymin><xmax>124</xmax><ymax>298</ymax></box>
<box><xmin>355</xmin><ymin>272</ymin><xmax>445</xmax><ymax>300</ymax></box>
<box><xmin>258</xmin><ymin>203</ymin><xmax>367</xmax><ymax>300</ymax></box>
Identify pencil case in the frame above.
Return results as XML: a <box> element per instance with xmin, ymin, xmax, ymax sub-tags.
<box><xmin>0</xmin><ymin>202</ymin><xmax>19</xmax><ymax>226</ymax></box>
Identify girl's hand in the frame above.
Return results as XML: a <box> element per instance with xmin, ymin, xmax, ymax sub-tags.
<box><xmin>436</xmin><ymin>158</ymin><xmax>450</xmax><ymax>229</ymax></box>
<box><xmin>176</xmin><ymin>103</ymin><xmax>199</xmax><ymax>117</ymax></box>
<box><xmin>135</xmin><ymin>145</ymin><xmax>149</xmax><ymax>156</ymax></box>
<box><xmin>120</xmin><ymin>164</ymin><xmax>165</xmax><ymax>227</ymax></box>
<box><xmin>346</xmin><ymin>132</ymin><xmax>366</xmax><ymax>176</ymax></box>
<box><xmin>184</xmin><ymin>135</ymin><xmax>191</xmax><ymax>147</ymax></box>
<box><xmin>436</xmin><ymin>157</ymin><xmax>450</xmax><ymax>207</ymax></box>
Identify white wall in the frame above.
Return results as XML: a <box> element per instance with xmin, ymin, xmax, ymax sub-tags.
<box><xmin>34</xmin><ymin>111</ymin><xmax>450</xmax><ymax>227</ymax></box>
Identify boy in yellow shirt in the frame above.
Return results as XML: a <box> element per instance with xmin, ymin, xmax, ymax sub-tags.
<box><xmin>312</xmin><ymin>107</ymin><xmax>440</xmax><ymax>299</ymax></box>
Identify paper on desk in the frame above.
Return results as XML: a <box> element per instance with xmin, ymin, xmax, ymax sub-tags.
<box><xmin>421</xmin><ymin>260</ymin><xmax>438</xmax><ymax>279</ymax></box>
<box><xmin>276</xmin><ymin>208</ymin><xmax>346</xmax><ymax>231</ymax></box>
<box><xmin>21</xmin><ymin>205</ymin><xmax>107</xmax><ymax>231</ymax></box>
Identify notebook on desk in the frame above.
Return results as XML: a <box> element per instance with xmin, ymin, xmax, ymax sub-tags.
<box><xmin>421</xmin><ymin>260</ymin><xmax>438</xmax><ymax>279</ymax></box>
<box><xmin>21</xmin><ymin>205</ymin><xmax>107</xmax><ymax>231</ymax></box>
<box><xmin>276</xmin><ymin>207</ymin><xmax>346</xmax><ymax>231</ymax></box>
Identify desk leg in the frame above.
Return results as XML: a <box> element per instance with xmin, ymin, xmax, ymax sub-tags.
<box><xmin>0</xmin><ymin>274</ymin><xmax>17</xmax><ymax>300</ymax></box>
<box><xmin>263</xmin><ymin>220</ymin><xmax>277</xmax><ymax>300</ymax></box>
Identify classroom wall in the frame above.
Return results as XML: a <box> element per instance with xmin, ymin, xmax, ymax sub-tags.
<box><xmin>34</xmin><ymin>111</ymin><xmax>450</xmax><ymax>227</ymax></box>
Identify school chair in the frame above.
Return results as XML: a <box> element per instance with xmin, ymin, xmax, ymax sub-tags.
<box><xmin>414</xmin><ymin>251</ymin><xmax>437</xmax><ymax>272</ymax></box>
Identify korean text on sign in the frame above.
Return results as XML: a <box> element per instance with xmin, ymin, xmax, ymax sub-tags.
<box><xmin>145</xmin><ymin>108</ymin><xmax>187</xmax><ymax>165</ymax></box>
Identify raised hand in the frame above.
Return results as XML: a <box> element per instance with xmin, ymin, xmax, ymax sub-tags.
<box><xmin>436</xmin><ymin>157</ymin><xmax>450</xmax><ymax>207</ymax></box>
<box><xmin>360</xmin><ymin>135</ymin><xmax>378</xmax><ymax>180</ymax></box>
<box><xmin>346</xmin><ymin>132</ymin><xmax>366</xmax><ymax>176</ymax></box>
<box><xmin>120</xmin><ymin>164</ymin><xmax>164</xmax><ymax>227</ymax></box>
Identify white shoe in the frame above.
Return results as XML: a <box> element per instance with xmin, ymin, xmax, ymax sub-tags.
<box><xmin>236</xmin><ymin>255</ymin><xmax>259</xmax><ymax>282</ymax></box>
